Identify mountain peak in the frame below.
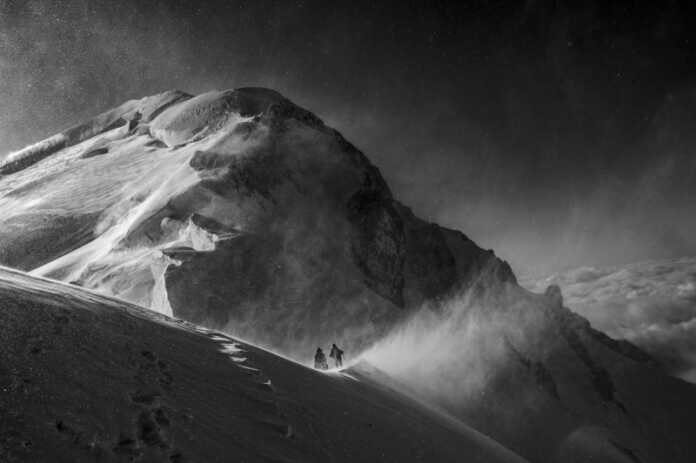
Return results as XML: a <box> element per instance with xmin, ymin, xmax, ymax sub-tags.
<box><xmin>1</xmin><ymin>88</ymin><xmax>695</xmax><ymax>462</ymax></box>
<box><xmin>0</xmin><ymin>87</ymin><xmax>508</xmax><ymax>358</ymax></box>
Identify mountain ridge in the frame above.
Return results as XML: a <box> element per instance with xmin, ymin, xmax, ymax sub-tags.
<box><xmin>1</xmin><ymin>87</ymin><xmax>695</xmax><ymax>462</ymax></box>
<box><xmin>0</xmin><ymin>87</ymin><xmax>515</xmax><ymax>360</ymax></box>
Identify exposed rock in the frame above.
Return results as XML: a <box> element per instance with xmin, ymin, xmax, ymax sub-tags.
<box><xmin>544</xmin><ymin>284</ymin><xmax>563</xmax><ymax>307</ymax></box>
<box><xmin>80</xmin><ymin>147</ymin><xmax>109</xmax><ymax>159</ymax></box>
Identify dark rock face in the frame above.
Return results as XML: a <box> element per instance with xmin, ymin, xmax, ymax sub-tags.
<box><xmin>544</xmin><ymin>284</ymin><xmax>563</xmax><ymax>307</ymax></box>
<box><xmin>398</xmin><ymin>208</ymin><xmax>460</xmax><ymax>305</ymax></box>
<box><xmin>505</xmin><ymin>336</ymin><xmax>560</xmax><ymax>400</ymax></box>
<box><xmin>166</xmin><ymin>234</ymin><xmax>280</xmax><ymax>327</ymax></box>
<box><xmin>80</xmin><ymin>147</ymin><xmax>109</xmax><ymax>159</ymax></box>
<box><xmin>347</xmin><ymin>188</ymin><xmax>406</xmax><ymax>307</ymax></box>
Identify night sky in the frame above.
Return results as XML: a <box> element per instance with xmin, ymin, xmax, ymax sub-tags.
<box><xmin>1</xmin><ymin>0</ymin><xmax>696</xmax><ymax>276</ymax></box>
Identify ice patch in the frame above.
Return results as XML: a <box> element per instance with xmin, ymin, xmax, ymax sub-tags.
<box><xmin>220</xmin><ymin>342</ymin><xmax>245</xmax><ymax>356</ymax></box>
<box><xmin>149</xmin><ymin>253</ymin><xmax>179</xmax><ymax>317</ymax></box>
<box><xmin>236</xmin><ymin>364</ymin><xmax>260</xmax><ymax>372</ymax></box>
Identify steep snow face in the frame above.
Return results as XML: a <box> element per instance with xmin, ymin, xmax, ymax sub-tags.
<box><xmin>522</xmin><ymin>257</ymin><xmax>696</xmax><ymax>382</ymax></box>
<box><xmin>0</xmin><ymin>90</ymin><xmax>192</xmax><ymax>271</ymax></box>
<box><xmin>0</xmin><ymin>87</ymin><xmax>508</xmax><ymax>361</ymax></box>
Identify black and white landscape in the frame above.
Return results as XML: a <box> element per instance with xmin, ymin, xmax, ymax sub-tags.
<box><xmin>1</xmin><ymin>2</ymin><xmax>696</xmax><ymax>462</ymax></box>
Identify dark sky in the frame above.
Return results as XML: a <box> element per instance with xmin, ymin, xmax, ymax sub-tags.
<box><xmin>1</xmin><ymin>0</ymin><xmax>696</xmax><ymax>276</ymax></box>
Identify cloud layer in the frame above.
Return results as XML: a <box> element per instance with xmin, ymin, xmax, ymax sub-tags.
<box><xmin>522</xmin><ymin>257</ymin><xmax>696</xmax><ymax>382</ymax></box>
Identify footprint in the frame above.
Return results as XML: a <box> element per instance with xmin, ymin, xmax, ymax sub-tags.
<box><xmin>130</xmin><ymin>389</ymin><xmax>161</xmax><ymax>405</ymax></box>
<box><xmin>135</xmin><ymin>350</ymin><xmax>174</xmax><ymax>391</ymax></box>
<box><xmin>154</xmin><ymin>407</ymin><xmax>170</xmax><ymax>427</ymax></box>
<box><xmin>124</xmin><ymin>348</ymin><xmax>181</xmax><ymax>459</ymax></box>
<box><xmin>54</xmin><ymin>420</ymin><xmax>84</xmax><ymax>446</ymax></box>
<box><xmin>112</xmin><ymin>434</ymin><xmax>139</xmax><ymax>458</ymax></box>
<box><xmin>237</xmin><ymin>389</ymin><xmax>280</xmax><ymax>416</ymax></box>
<box><xmin>251</xmin><ymin>415</ymin><xmax>293</xmax><ymax>437</ymax></box>
<box><xmin>157</xmin><ymin>360</ymin><xmax>174</xmax><ymax>390</ymax></box>
<box><xmin>53</xmin><ymin>314</ymin><xmax>70</xmax><ymax>334</ymax></box>
<box><xmin>159</xmin><ymin>373</ymin><xmax>174</xmax><ymax>390</ymax></box>
<box><xmin>252</xmin><ymin>380</ymin><xmax>274</xmax><ymax>392</ymax></box>
<box><xmin>137</xmin><ymin>410</ymin><xmax>165</xmax><ymax>448</ymax></box>
<box><xmin>125</xmin><ymin>349</ymin><xmax>180</xmax><ymax>458</ymax></box>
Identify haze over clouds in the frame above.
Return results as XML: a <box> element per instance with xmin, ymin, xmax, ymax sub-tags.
<box><xmin>523</xmin><ymin>257</ymin><xmax>696</xmax><ymax>382</ymax></box>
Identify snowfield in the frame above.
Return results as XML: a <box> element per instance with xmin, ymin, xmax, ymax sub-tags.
<box><xmin>0</xmin><ymin>266</ymin><xmax>527</xmax><ymax>462</ymax></box>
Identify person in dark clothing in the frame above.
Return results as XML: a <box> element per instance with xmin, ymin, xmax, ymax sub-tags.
<box><xmin>314</xmin><ymin>347</ymin><xmax>328</xmax><ymax>370</ymax></box>
<box><xmin>329</xmin><ymin>343</ymin><xmax>344</xmax><ymax>368</ymax></box>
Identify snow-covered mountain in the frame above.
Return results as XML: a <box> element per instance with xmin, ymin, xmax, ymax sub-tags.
<box><xmin>0</xmin><ymin>88</ymin><xmax>513</xmax><ymax>361</ymax></box>
<box><xmin>1</xmin><ymin>88</ymin><xmax>695</xmax><ymax>462</ymax></box>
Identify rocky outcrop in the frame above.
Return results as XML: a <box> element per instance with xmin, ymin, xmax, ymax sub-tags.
<box><xmin>347</xmin><ymin>188</ymin><xmax>406</xmax><ymax>306</ymax></box>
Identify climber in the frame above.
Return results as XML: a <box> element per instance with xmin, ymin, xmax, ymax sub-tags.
<box><xmin>329</xmin><ymin>343</ymin><xmax>344</xmax><ymax>368</ymax></box>
<box><xmin>314</xmin><ymin>347</ymin><xmax>328</xmax><ymax>370</ymax></box>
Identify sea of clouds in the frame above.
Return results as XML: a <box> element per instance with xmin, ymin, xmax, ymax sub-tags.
<box><xmin>522</xmin><ymin>257</ymin><xmax>696</xmax><ymax>382</ymax></box>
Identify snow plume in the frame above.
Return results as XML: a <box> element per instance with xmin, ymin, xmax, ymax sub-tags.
<box><xmin>361</xmin><ymin>279</ymin><xmax>547</xmax><ymax>406</ymax></box>
<box><xmin>362</xmin><ymin>291</ymin><xmax>502</xmax><ymax>400</ymax></box>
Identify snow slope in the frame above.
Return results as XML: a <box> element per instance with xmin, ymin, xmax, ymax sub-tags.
<box><xmin>0</xmin><ymin>266</ymin><xmax>527</xmax><ymax>463</ymax></box>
